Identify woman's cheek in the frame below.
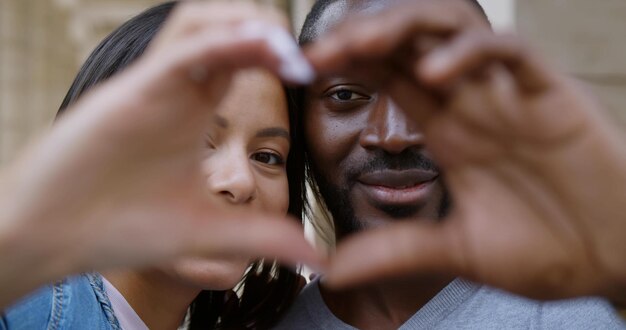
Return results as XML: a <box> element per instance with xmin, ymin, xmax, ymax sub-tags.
<box><xmin>280</xmin><ymin>175</ymin><xmax>290</xmax><ymax>213</ymax></box>
<box><xmin>261</xmin><ymin>174</ymin><xmax>289</xmax><ymax>215</ymax></box>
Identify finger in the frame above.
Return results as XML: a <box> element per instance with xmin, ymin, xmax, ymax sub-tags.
<box><xmin>421</xmin><ymin>71</ymin><xmax>518</xmax><ymax>167</ymax></box>
<box><xmin>444</xmin><ymin>67</ymin><xmax>519</xmax><ymax>133</ymax></box>
<box><xmin>385</xmin><ymin>76</ymin><xmax>493</xmax><ymax>169</ymax></box>
<box><xmin>386</xmin><ymin>75</ymin><xmax>442</xmax><ymax>128</ymax></box>
<box><xmin>383</xmin><ymin>49</ymin><xmax>467</xmax><ymax>132</ymax></box>
<box><xmin>325</xmin><ymin>221</ymin><xmax>465</xmax><ymax>288</ymax></box>
<box><xmin>154</xmin><ymin>1</ymin><xmax>289</xmax><ymax>48</ymax></box>
<box><xmin>187</xmin><ymin>215</ymin><xmax>326</xmax><ymax>271</ymax></box>
<box><xmin>152</xmin><ymin>22</ymin><xmax>314</xmax><ymax>85</ymax></box>
<box><xmin>419</xmin><ymin>32</ymin><xmax>558</xmax><ymax>93</ymax></box>
<box><xmin>89</xmin><ymin>213</ymin><xmax>326</xmax><ymax>274</ymax></box>
<box><xmin>306</xmin><ymin>0</ymin><xmax>489</xmax><ymax>75</ymax></box>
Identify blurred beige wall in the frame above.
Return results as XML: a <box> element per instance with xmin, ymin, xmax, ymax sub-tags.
<box><xmin>0</xmin><ymin>0</ymin><xmax>168</xmax><ymax>164</ymax></box>
<box><xmin>1</xmin><ymin>0</ymin><xmax>625</xmax><ymax>166</ymax></box>
<box><xmin>478</xmin><ymin>0</ymin><xmax>515</xmax><ymax>32</ymax></box>
<box><xmin>517</xmin><ymin>0</ymin><xmax>626</xmax><ymax>128</ymax></box>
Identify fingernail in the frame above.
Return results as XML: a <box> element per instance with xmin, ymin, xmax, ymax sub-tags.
<box><xmin>266</xmin><ymin>27</ymin><xmax>315</xmax><ymax>84</ymax></box>
<box><xmin>239</xmin><ymin>21</ymin><xmax>315</xmax><ymax>84</ymax></box>
<box><xmin>278</xmin><ymin>55</ymin><xmax>315</xmax><ymax>84</ymax></box>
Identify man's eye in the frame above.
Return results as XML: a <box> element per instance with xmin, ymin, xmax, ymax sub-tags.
<box><xmin>329</xmin><ymin>89</ymin><xmax>368</xmax><ymax>101</ymax></box>
<box><xmin>252</xmin><ymin>152</ymin><xmax>284</xmax><ymax>166</ymax></box>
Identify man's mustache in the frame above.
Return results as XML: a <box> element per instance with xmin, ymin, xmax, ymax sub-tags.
<box><xmin>346</xmin><ymin>149</ymin><xmax>439</xmax><ymax>182</ymax></box>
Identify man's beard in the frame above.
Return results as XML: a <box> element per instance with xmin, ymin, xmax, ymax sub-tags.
<box><xmin>311</xmin><ymin>149</ymin><xmax>451</xmax><ymax>239</ymax></box>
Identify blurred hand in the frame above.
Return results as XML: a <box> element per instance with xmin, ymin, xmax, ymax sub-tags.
<box><xmin>307</xmin><ymin>0</ymin><xmax>626</xmax><ymax>300</ymax></box>
<box><xmin>0</xmin><ymin>1</ymin><xmax>318</xmax><ymax>308</ymax></box>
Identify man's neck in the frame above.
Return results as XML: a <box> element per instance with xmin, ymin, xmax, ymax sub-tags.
<box><xmin>101</xmin><ymin>269</ymin><xmax>200</xmax><ymax>330</ymax></box>
<box><xmin>319</xmin><ymin>275</ymin><xmax>454</xmax><ymax>330</ymax></box>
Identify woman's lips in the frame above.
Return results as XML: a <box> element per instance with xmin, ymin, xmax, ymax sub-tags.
<box><xmin>356</xmin><ymin>169</ymin><xmax>438</xmax><ymax>205</ymax></box>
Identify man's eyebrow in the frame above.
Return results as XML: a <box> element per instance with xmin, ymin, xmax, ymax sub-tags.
<box><xmin>213</xmin><ymin>114</ymin><xmax>228</xmax><ymax>128</ymax></box>
<box><xmin>255</xmin><ymin>127</ymin><xmax>290</xmax><ymax>141</ymax></box>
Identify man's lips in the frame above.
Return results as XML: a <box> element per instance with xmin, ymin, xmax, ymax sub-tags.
<box><xmin>356</xmin><ymin>169</ymin><xmax>438</xmax><ymax>205</ymax></box>
<box><xmin>358</xmin><ymin>169</ymin><xmax>438</xmax><ymax>188</ymax></box>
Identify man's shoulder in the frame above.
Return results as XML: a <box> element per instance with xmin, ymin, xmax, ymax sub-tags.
<box><xmin>273</xmin><ymin>278</ymin><xmax>322</xmax><ymax>330</ymax></box>
<box><xmin>273</xmin><ymin>277</ymin><xmax>625</xmax><ymax>330</ymax></box>
<box><xmin>539</xmin><ymin>296</ymin><xmax>626</xmax><ymax>329</ymax></box>
<box><xmin>2</xmin><ymin>274</ymin><xmax>113</xmax><ymax>330</ymax></box>
<box><xmin>2</xmin><ymin>283</ymin><xmax>55</xmax><ymax>329</ymax></box>
<box><xmin>443</xmin><ymin>284</ymin><xmax>625</xmax><ymax>329</ymax></box>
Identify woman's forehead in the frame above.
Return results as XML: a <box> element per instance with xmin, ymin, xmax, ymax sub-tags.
<box><xmin>213</xmin><ymin>70</ymin><xmax>289</xmax><ymax>131</ymax></box>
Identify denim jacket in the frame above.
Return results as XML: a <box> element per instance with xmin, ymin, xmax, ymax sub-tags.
<box><xmin>1</xmin><ymin>274</ymin><xmax>121</xmax><ymax>330</ymax></box>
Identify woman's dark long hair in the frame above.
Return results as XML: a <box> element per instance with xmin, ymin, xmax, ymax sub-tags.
<box><xmin>58</xmin><ymin>2</ymin><xmax>305</xmax><ymax>329</ymax></box>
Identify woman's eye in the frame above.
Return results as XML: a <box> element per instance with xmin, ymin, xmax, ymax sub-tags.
<box><xmin>252</xmin><ymin>152</ymin><xmax>284</xmax><ymax>166</ymax></box>
<box><xmin>329</xmin><ymin>89</ymin><xmax>368</xmax><ymax>101</ymax></box>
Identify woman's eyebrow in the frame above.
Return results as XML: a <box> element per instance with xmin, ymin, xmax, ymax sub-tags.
<box><xmin>255</xmin><ymin>127</ymin><xmax>290</xmax><ymax>141</ymax></box>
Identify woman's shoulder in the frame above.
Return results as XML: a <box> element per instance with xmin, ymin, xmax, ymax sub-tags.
<box><xmin>2</xmin><ymin>274</ymin><xmax>115</xmax><ymax>329</ymax></box>
<box><xmin>2</xmin><ymin>283</ymin><xmax>55</xmax><ymax>329</ymax></box>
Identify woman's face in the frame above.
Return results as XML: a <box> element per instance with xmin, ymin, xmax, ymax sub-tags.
<box><xmin>166</xmin><ymin>69</ymin><xmax>290</xmax><ymax>290</ymax></box>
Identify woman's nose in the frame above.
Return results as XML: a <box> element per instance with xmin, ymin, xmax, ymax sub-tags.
<box><xmin>207</xmin><ymin>153</ymin><xmax>256</xmax><ymax>204</ymax></box>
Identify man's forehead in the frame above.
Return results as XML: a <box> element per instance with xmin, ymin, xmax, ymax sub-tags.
<box><xmin>309</xmin><ymin>0</ymin><xmax>488</xmax><ymax>41</ymax></box>
<box><xmin>313</xmin><ymin>0</ymin><xmax>401</xmax><ymax>38</ymax></box>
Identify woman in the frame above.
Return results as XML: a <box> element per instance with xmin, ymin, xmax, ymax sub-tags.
<box><xmin>2</xmin><ymin>2</ymin><xmax>307</xmax><ymax>329</ymax></box>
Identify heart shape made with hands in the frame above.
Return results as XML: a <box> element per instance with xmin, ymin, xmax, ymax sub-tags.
<box><xmin>7</xmin><ymin>0</ymin><xmax>623</xmax><ymax>307</ymax></box>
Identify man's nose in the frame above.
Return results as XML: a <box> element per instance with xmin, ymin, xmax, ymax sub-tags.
<box><xmin>359</xmin><ymin>96</ymin><xmax>424</xmax><ymax>154</ymax></box>
<box><xmin>207</xmin><ymin>152</ymin><xmax>256</xmax><ymax>204</ymax></box>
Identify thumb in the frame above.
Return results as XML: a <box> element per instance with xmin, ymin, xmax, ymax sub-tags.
<box><xmin>325</xmin><ymin>221</ymin><xmax>466</xmax><ymax>288</ymax></box>
<box><xmin>185</xmin><ymin>214</ymin><xmax>326</xmax><ymax>271</ymax></box>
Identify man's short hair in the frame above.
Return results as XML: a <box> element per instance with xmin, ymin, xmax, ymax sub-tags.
<box><xmin>299</xmin><ymin>0</ymin><xmax>488</xmax><ymax>45</ymax></box>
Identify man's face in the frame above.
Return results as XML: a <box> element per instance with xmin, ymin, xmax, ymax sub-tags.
<box><xmin>304</xmin><ymin>0</ymin><xmax>448</xmax><ymax>240</ymax></box>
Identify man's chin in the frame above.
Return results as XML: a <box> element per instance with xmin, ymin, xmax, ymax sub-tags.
<box><xmin>334</xmin><ymin>202</ymin><xmax>435</xmax><ymax>240</ymax></box>
<box><xmin>373</xmin><ymin>203</ymin><xmax>423</xmax><ymax>219</ymax></box>
<box><xmin>335</xmin><ymin>214</ymin><xmax>408</xmax><ymax>240</ymax></box>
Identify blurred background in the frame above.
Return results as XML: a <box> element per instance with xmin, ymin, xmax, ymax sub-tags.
<box><xmin>1</xmin><ymin>0</ymin><xmax>625</xmax><ymax>165</ymax></box>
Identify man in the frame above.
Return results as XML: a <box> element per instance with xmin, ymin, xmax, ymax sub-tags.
<box><xmin>306</xmin><ymin>0</ymin><xmax>626</xmax><ymax>303</ymax></box>
<box><xmin>274</xmin><ymin>0</ymin><xmax>626</xmax><ymax>328</ymax></box>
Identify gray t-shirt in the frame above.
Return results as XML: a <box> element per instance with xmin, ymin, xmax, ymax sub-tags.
<box><xmin>273</xmin><ymin>278</ymin><xmax>625</xmax><ymax>329</ymax></box>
